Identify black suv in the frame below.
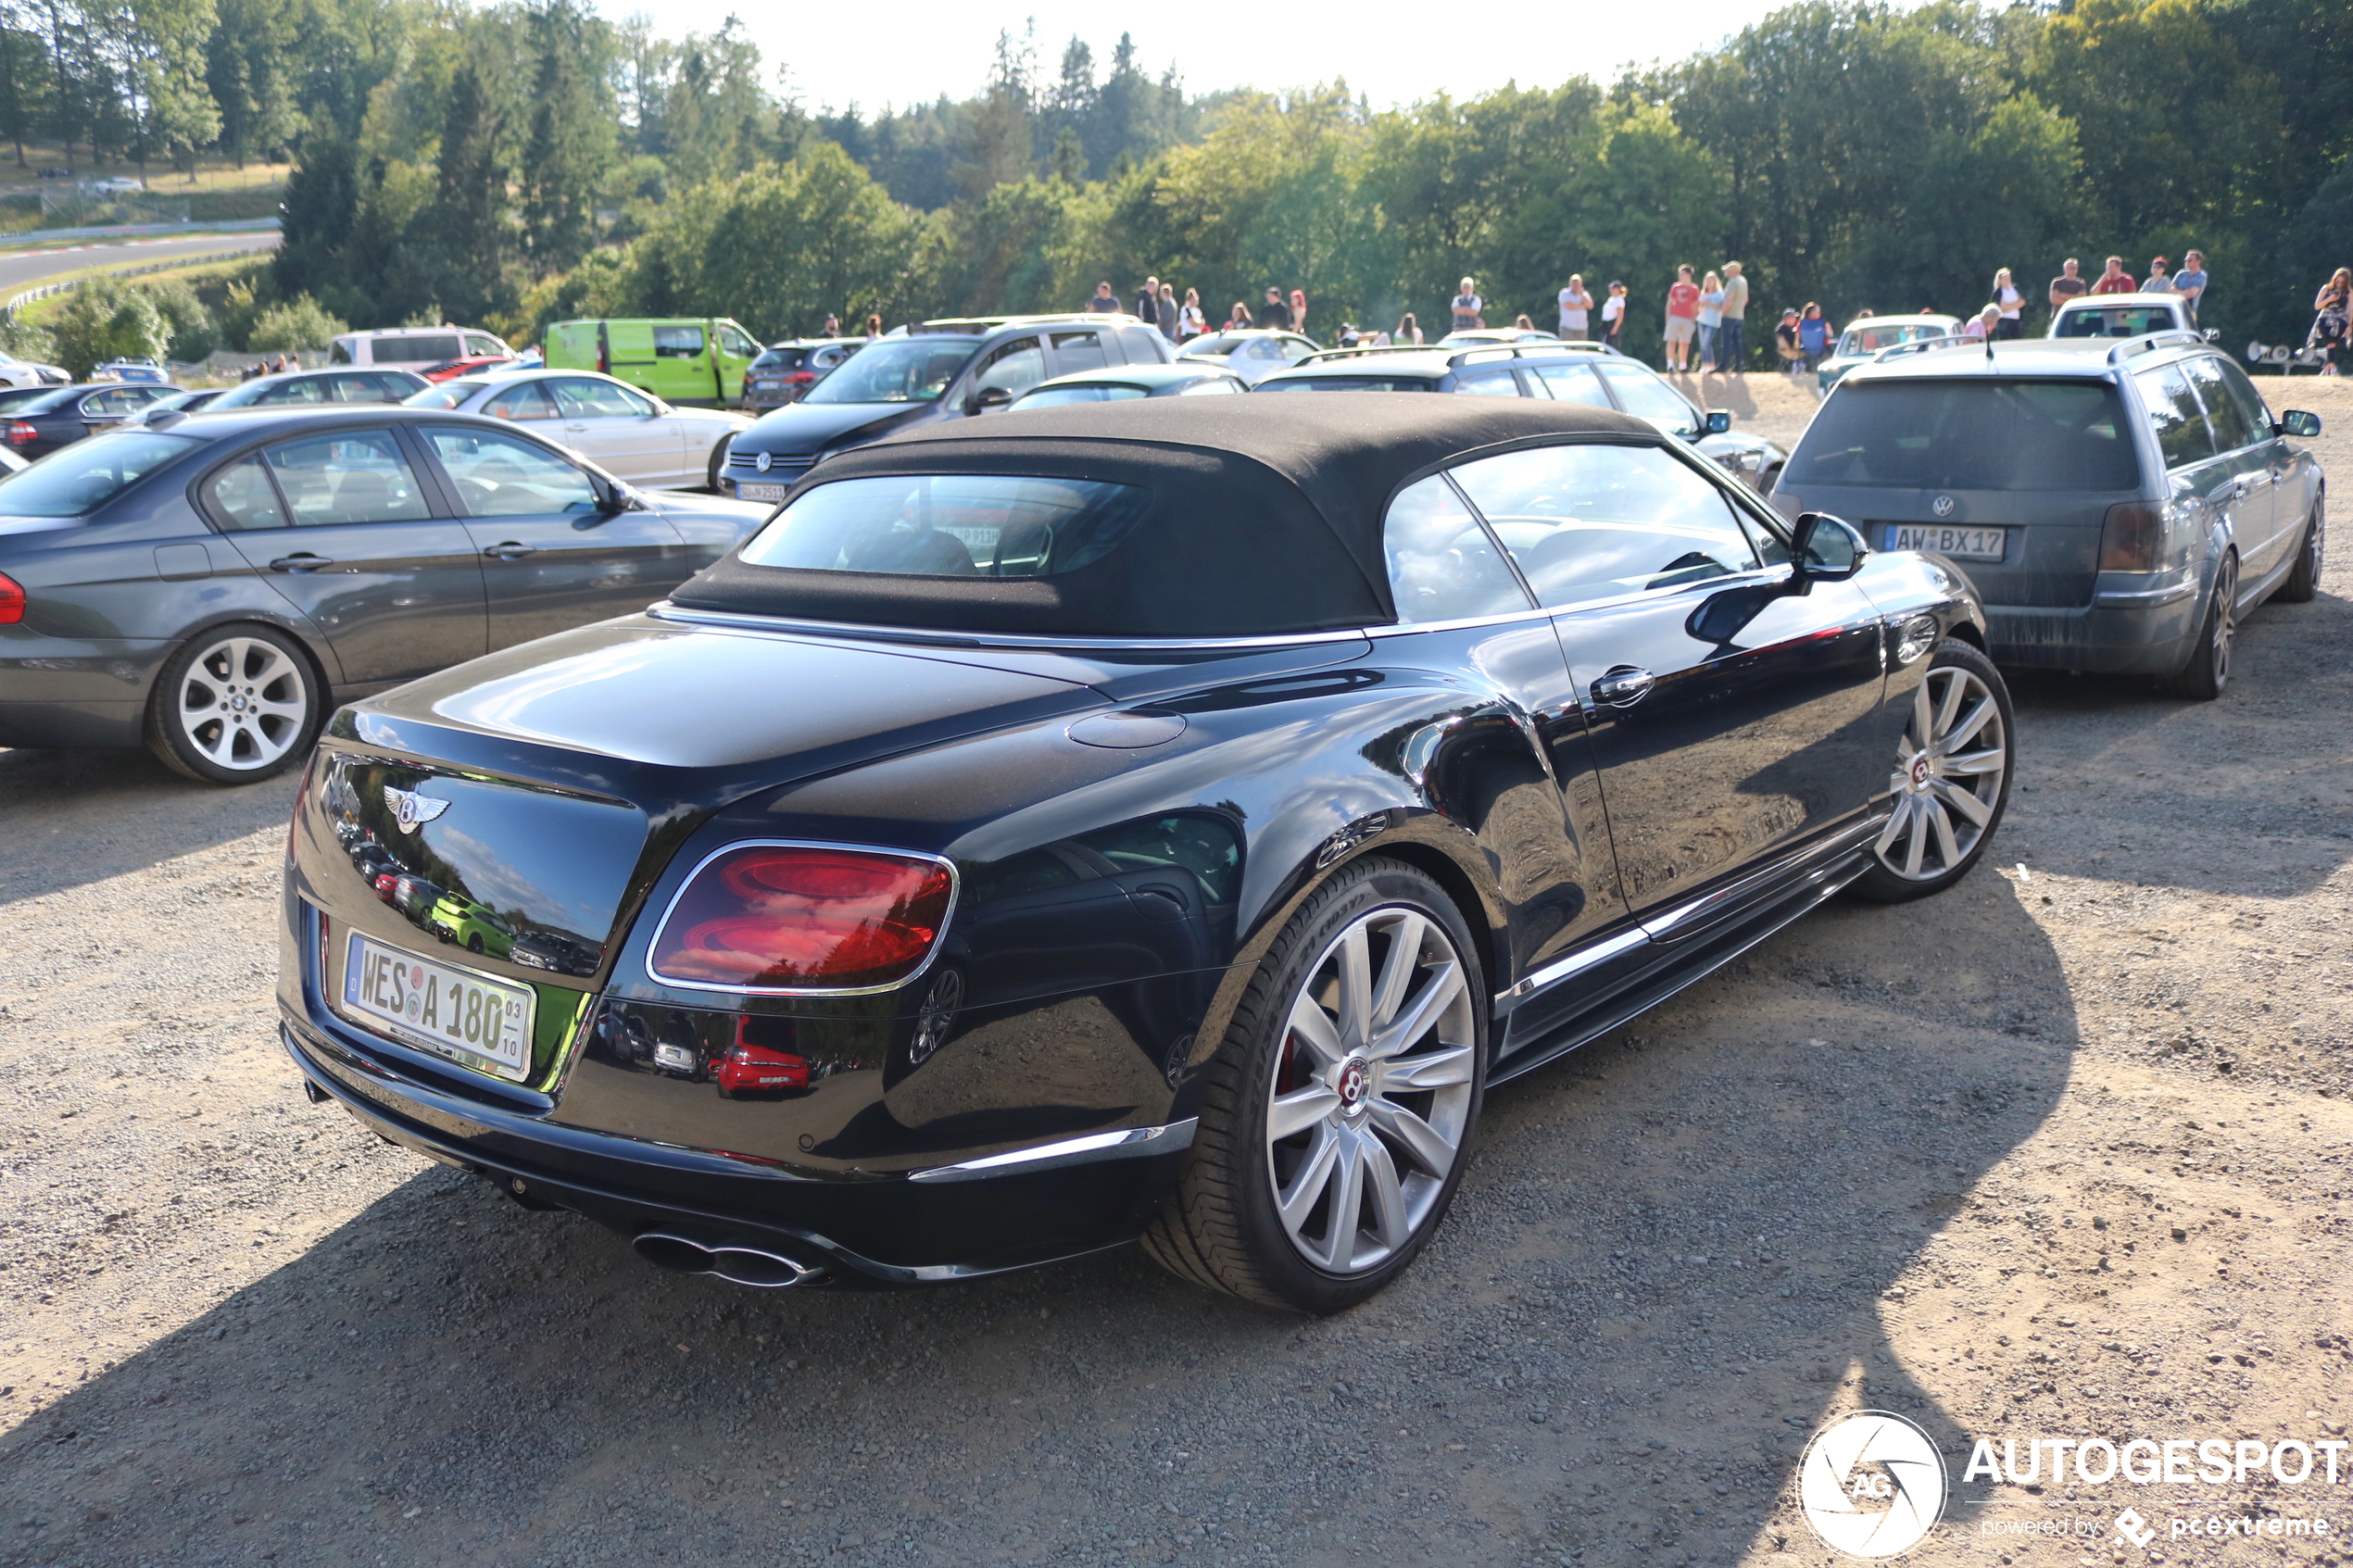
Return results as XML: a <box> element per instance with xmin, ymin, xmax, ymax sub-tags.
<box><xmin>722</xmin><ymin>315</ymin><xmax>1175</xmax><ymax>501</ymax></box>
<box><xmin>1772</xmin><ymin>331</ymin><xmax>2325</xmax><ymax>698</ymax></box>
<box><xmin>740</xmin><ymin>338</ymin><xmax>863</xmax><ymax>413</ymax></box>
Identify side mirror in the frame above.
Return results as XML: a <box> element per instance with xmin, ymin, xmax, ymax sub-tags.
<box><xmin>968</xmin><ymin>385</ymin><xmax>1013</xmax><ymax>415</ymax></box>
<box><xmin>1704</xmin><ymin>408</ymin><xmax>1733</xmax><ymax>434</ymax></box>
<box><xmin>2280</xmin><ymin>409</ymin><xmax>2322</xmax><ymax>439</ymax></box>
<box><xmin>2203</xmin><ymin>329</ymin><xmax>2220</xmax><ymax>343</ymax></box>
<box><xmin>1793</xmin><ymin>512</ymin><xmax>1868</xmax><ymax>583</ymax></box>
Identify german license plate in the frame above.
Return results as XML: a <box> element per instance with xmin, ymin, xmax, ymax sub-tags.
<box><xmin>340</xmin><ymin>932</ymin><xmax>535</xmax><ymax>1082</ymax></box>
<box><xmin>1886</xmin><ymin>523</ymin><xmax>2005</xmax><ymax>561</ymax></box>
<box><xmin>736</xmin><ymin>482</ymin><xmax>790</xmax><ymax>502</ymax></box>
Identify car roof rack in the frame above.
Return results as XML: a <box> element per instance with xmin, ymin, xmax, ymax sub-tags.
<box><xmin>1294</xmin><ymin>341</ymin><xmax>1623</xmax><ymax>370</ymax></box>
<box><xmin>911</xmin><ymin>312</ymin><xmax>1141</xmax><ymax>335</ymax></box>
<box><xmin>2108</xmin><ymin>329</ymin><xmax>2207</xmax><ymax>364</ymax></box>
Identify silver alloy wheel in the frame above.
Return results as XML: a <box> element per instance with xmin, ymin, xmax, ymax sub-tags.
<box><xmin>2205</xmin><ymin>555</ymin><xmax>2238</xmax><ymax>689</ymax></box>
<box><xmin>177</xmin><ymin>633</ymin><xmax>308</xmax><ymax>772</ymax></box>
<box><xmin>1266</xmin><ymin>906</ymin><xmax>1478</xmax><ymax>1274</ymax></box>
<box><xmin>1875</xmin><ymin>663</ymin><xmax>2007</xmax><ymax>881</ymax></box>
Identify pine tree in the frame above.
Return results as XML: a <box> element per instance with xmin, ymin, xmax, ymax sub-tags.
<box><xmin>434</xmin><ymin>65</ymin><xmax>510</xmax><ymax>319</ymax></box>
<box><xmin>521</xmin><ymin>0</ymin><xmax>611</xmax><ymax>276</ymax></box>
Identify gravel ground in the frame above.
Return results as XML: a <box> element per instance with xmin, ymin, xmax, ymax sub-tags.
<box><xmin>2</xmin><ymin>375</ymin><xmax>2349</xmax><ymax>1568</ymax></box>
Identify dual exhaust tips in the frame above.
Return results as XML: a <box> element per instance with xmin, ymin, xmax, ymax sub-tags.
<box><xmin>633</xmin><ymin>1231</ymin><xmax>829</xmax><ymax>1288</ymax></box>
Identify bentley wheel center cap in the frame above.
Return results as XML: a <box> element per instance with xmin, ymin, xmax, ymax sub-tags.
<box><xmin>1907</xmin><ymin>753</ymin><xmax>1936</xmax><ymax>791</ymax></box>
<box><xmin>1335</xmin><ymin>1057</ymin><xmax>1370</xmax><ymax>1114</ymax></box>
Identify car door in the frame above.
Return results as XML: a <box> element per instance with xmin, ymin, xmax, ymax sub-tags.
<box><xmin>419</xmin><ymin>423</ymin><xmax>692</xmax><ymax>650</ymax></box>
<box><xmin>210</xmin><ymin>427</ymin><xmax>487</xmax><ymax>686</ymax></box>
<box><xmin>2132</xmin><ymin>362</ymin><xmax>2244</xmax><ymax>582</ymax></box>
<box><xmin>964</xmin><ymin>335</ymin><xmax>1047</xmax><ymax>413</ymax></box>
<box><xmin>1451</xmin><ymin>439</ymin><xmax>1887</xmax><ymax>920</ymax></box>
<box><xmin>547</xmin><ymin>376</ymin><xmax>677</xmax><ymax>483</ymax></box>
<box><xmin>653</xmin><ymin>323</ymin><xmax>714</xmax><ymax>405</ymax></box>
<box><xmin>2210</xmin><ymin>357</ymin><xmax>2317</xmax><ymax>558</ymax></box>
<box><xmin>2180</xmin><ymin>356</ymin><xmax>2284</xmax><ymax>579</ymax></box>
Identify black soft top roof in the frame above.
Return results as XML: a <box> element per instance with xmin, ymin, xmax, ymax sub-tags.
<box><xmin>670</xmin><ymin>396</ymin><xmax>1655</xmax><ymax>639</ymax></box>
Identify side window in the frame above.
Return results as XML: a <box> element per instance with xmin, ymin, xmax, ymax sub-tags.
<box><xmin>484</xmin><ymin>382</ymin><xmax>559</xmax><ymax>421</ymax></box>
<box><xmin>328</xmin><ymin>373</ymin><xmax>391</xmax><ymax>403</ymax></box>
<box><xmin>200</xmin><ymin>455</ymin><xmax>288</xmax><ymax>531</ymax></box>
<box><xmin>1381</xmin><ymin>474</ymin><xmax>1532</xmax><ymax>623</ymax></box>
<box><xmin>972</xmin><ymin>337</ymin><xmax>1047</xmax><ymax>398</ymax></box>
<box><xmin>327</xmin><ymin>341</ymin><xmax>354</xmax><ymax>366</ymax></box>
<box><xmin>2183</xmin><ymin>358</ymin><xmax>2257</xmax><ymax>452</ymax></box>
<box><xmin>1049</xmin><ymin>331</ymin><xmax>1109</xmax><ymax>375</ymax></box>
<box><xmin>1114</xmin><ymin>326</ymin><xmax>1165</xmax><ymax>363</ymax></box>
<box><xmin>426</xmin><ymin>428</ymin><xmax>599</xmax><ymax>517</ymax></box>
<box><xmin>1176</xmin><ymin>377</ymin><xmax>1241</xmax><ymax>395</ymax></box>
<box><xmin>1453</xmin><ymin>443</ymin><xmax>1761</xmax><ymax>608</ymax></box>
<box><xmin>1278</xmin><ymin>337</ymin><xmax>1315</xmax><ymax>362</ymax></box>
<box><xmin>373</xmin><ymin>374</ymin><xmax>421</xmax><ymax>401</ymax></box>
<box><xmin>717</xmin><ymin>324</ymin><xmax>761</xmax><ymax>358</ymax></box>
<box><xmin>1531</xmin><ymin>363</ymin><xmax>1613</xmax><ymax>407</ymax></box>
<box><xmin>1595</xmin><ymin>362</ymin><xmax>1701</xmax><ymax>434</ymax></box>
<box><xmin>84</xmin><ymin>388</ymin><xmax>142</xmax><ymax>416</ymax></box>
<box><xmin>654</xmin><ymin>325</ymin><xmax>706</xmax><ymax>358</ymax></box>
<box><xmin>550</xmin><ymin>377</ymin><xmax>653</xmax><ymax>418</ymax></box>
<box><xmin>2133</xmin><ymin>365</ymin><xmax>2216</xmax><ymax>470</ymax></box>
<box><xmin>1453</xmin><ymin>370</ymin><xmax>1522</xmax><ymax>397</ymax></box>
<box><xmin>261</xmin><ymin>431</ymin><xmax>431</xmax><ymax>526</ymax></box>
<box><xmin>2211</xmin><ymin>358</ymin><xmax>2275</xmax><ymax>440</ymax></box>
<box><xmin>463</xmin><ymin>332</ymin><xmax>504</xmax><ymax>357</ymax></box>
<box><xmin>255</xmin><ymin>379</ymin><xmax>327</xmax><ymax>406</ymax></box>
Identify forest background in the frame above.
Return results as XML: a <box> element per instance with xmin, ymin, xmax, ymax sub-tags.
<box><xmin>2</xmin><ymin>0</ymin><xmax>2347</xmax><ymax>368</ymax></box>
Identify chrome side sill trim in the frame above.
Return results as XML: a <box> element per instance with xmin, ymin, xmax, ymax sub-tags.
<box><xmin>1496</xmin><ymin>925</ymin><xmax>1652</xmax><ymax>1011</ymax></box>
<box><xmin>907</xmin><ymin>1119</ymin><xmax>1199</xmax><ymax>1184</ymax></box>
<box><xmin>2094</xmin><ymin>580</ymin><xmax>2196</xmax><ymax>607</ymax></box>
<box><xmin>1639</xmin><ymin>813</ymin><xmax>1888</xmax><ymax>944</ymax></box>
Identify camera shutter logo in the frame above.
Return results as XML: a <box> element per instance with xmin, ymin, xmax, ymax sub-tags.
<box><xmin>1796</xmin><ymin>1411</ymin><xmax>1948</xmax><ymax>1559</ymax></box>
<box><xmin>382</xmin><ymin>785</ymin><xmax>451</xmax><ymax>834</ymax></box>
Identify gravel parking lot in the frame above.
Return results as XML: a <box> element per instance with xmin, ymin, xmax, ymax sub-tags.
<box><xmin>3</xmin><ymin>375</ymin><xmax>2348</xmax><ymax>1568</ymax></box>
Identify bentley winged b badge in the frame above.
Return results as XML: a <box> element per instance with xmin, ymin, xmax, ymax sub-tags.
<box><xmin>383</xmin><ymin>785</ymin><xmax>451</xmax><ymax>834</ymax></box>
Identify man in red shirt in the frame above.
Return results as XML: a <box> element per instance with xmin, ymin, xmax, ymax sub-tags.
<box><xmin>2088</xmin><ymin>256</ymin><xmax>2136</xmax><ymax>296</ymax></box>
<box><xmin>1663</xmin><ymin>264</ymin><xmax>1701</xmax><ymax>372</ymax></box>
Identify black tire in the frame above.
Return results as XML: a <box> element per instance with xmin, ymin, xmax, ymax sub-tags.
<box><xmin>144</xmin><ymin>621</ymin><xmax>323</xmax><ymax>785</ymax></box>
<box><xmin>1850</xmin><ymin>638</ymin><xmax>2014</xmax><ymax>904</ymax></box>
<box><xmin>2164</xmin><ymin>552</ymin><xmax>2237</xmax><ymax>700</ymax></box>
<box><xmin>2276</xmin><ymin>501</ymin><xmax>2323</xmax><ymax>604</ymax></box>
<box><xmin>706</xmin><ymin>432</ymin><xmax>734</xmax><ymax>492</ymax></box>
<box><xmin>467</xmin><ymin>935</ymin><xmax>484</xmax><ymax>954</ymax></box>
<box><xmin>1142</xmin><ymin>857</ymin><xmax>1488</xmax><ymax>1312</ymax></box>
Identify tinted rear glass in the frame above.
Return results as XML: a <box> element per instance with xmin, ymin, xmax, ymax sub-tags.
<box><xmin>2052</xmin><ymin>306</ymin><xmax>2176</xmax><ymax>339</ymax></box>
<box><xmin>378</xmin><ymin>333</ymin><xmax>463</xmax><ymax>362</ymax></box>
<box><xmin>0</xmin><ymin>431</ymin><xmax>196</xmax><ymax>516</ymax></box>
<box><xmin>740</xmin><ymin>475</ymin><xmax>1151</xmax><ymax>578</ymax></box>
<box><xmin>1786</xmin><ymin>380</ymin><xmax>2139</xmax><ymax>492</ymax></box>
<box><xmin>750</xmin><ymin>348</ymin><xmax>807</xmax><ymax>371</ymax></box>
<box><xmin>1259</xmin><ymin>377</ymin><xmax>1435</xmax><ymax>393</ymax></box>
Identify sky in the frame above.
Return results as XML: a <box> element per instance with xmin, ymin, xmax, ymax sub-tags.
<box><xmin>596</xmin><ymin>0</ymin><xmax>1806</xmax><ymax>119</ymax></box>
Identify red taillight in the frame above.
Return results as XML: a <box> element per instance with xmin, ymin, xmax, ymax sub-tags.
<box><xmin>2098</xmin><ymin>502</ymin><xmax>2162</xmax><ymax>571</ymax></box>
<box><xmin>0</xmin><ymin>570</ymin><xmax>21</xmax><ymax>623</ymax></box>
<box><xmin>787</xmin><ymin>371</ymin><xmax>816</xmax><ymax>383</ymax></box>
<box><xmin>649</xmin><ymin>846</ymin><xmax>955</xmax><ymax>990</ymax></box>
<box><xmin>3</xmin><ymin>420</ymin><xmax>35</xmax><ymax>445</ymax></box>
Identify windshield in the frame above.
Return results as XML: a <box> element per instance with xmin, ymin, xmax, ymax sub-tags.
<box><xmin>2054</xmin><ymin>305</ymin><xmax>2178</xmax><ymax>339</ymax></box>
<box><xmin>1016</xmin><ymin>383</ymin><xmax>1151</xmax><ymax>408</ymax></box>
<box><xmin>802</xmin><ymin>339</ymin><xmax>975</xmax><ymax>405</ymax></box>
<box><xmin>0</xmin><ymin>431</ymin><xmax>196</xmax><ymax>516</ymax></box>
<box><xmin>1839</xmin><ymin>323</ymin><xmax>1947</xmax><ymax>356</ymax></box>
<box><xmin>405</xmin><ymin>379</ymin><xmax>487</xmax><ymax>409</ymax></box>
<box><xmin>1181</xmin><ymin>334</ymin><xmax>1264</xmax><ymax>357</ymax></box>
<box><xmin>1787</xmin><ymin>380</ymin><xmax>2139</xmax><ymax>491</ymax></box>
<box><xmin>1258</xmin><ymin>377</ymin><xmax>1434</xmax><ymax>393</ymax></box>
<box><xmin>740</xmin><ymin>474</ymin><xmax>1151</xmax><ymax>577</ymax></box>
<box><xmin>0</xmin><ymin>387</ymin><xmax>57</xmax><ymax>412</ymax></box>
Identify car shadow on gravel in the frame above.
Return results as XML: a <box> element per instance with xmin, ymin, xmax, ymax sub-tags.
<box><xmin>0</xmin><ymin>745</ymin><xmax>298</xmax><ymax>905</ymax></box>
<box><xmin>0</xmin><ymin>872</ymin><xmax>2072</xmax><ymax>1568</ymax></box>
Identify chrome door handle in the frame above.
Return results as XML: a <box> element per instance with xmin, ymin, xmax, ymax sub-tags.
<box><xmin>564</xmin><ymin>422</ymin><xmax>589</xmax><ymax>432</ymax></box>
<box><xmin>1592</xmin><ymin>666</ymin><xmax>1656</xmax><ymax>708</ymax></box>
<box><xmin>482</xmin><ymin>542</ymin><xmax>537</xmax><ymax>560</ymax></box>
<box><xmin>267</xmin><ymin>552</ymin><xmax>332</xmax><ymax>571</ymax></box>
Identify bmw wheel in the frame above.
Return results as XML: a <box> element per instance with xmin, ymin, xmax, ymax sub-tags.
<box><xmin>1851</xmin><ymin>639</ymin><xmax>2012</xmax><ymax>903</ymax></box>
<box><xmin>2277</xmin><ymin>501</ymin><xmax>2323</xmax><ymax>604</ymax></box>
<box><xmin>145</xmin><ymin>623</ymin><xmax>322</xmax><ymax>784</ymax></box>
<box><xmin>2165</xmin><ymin>552</ymin><xmax>2237</xmax><ymax>700</ymax></box>
<box><xmin>1144</xmin><ymin>858</ymin><xmax>1486</xmax><ymax>1311</ymax></box>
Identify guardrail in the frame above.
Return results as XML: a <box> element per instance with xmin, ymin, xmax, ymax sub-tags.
<box><xmin>2</xmin><ymin>240</ymin><xmax>279</xmax><ymax>320</ymax></box>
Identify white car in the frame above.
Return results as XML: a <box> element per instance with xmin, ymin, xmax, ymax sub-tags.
<box><xmin>1176</xmin><ymin>329</ymin><xmax>1322</xmax><ymax>385</ymax></box>
<box><xmin>405</xmin><ymin>368</ymin><xmax>750</xmax><ymax>491</ymax></box>
<box><xmin>2047</xmin><ymin>293</ymin><xmax>2206</xmax><ymax>341</ymax></box>
<box><xmin>0</xmin><ymin>348</ymin><xmax>66</xmax><ymax>390</ymax></box>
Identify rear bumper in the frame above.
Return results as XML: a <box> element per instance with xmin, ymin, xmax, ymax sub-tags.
<box><xmin>0</xmin><ymin>630</ymin><xmax>166</xmax><ymax>746</ymax></box>
<box><xmin>1983</xmin><ymin>586</ymin><xmax>2203</xmax><ymax>674</ymax></box>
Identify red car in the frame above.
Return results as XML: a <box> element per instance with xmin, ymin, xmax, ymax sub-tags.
<box><xmin>419</xmin><ymin>355</ymin><xmax>516</xmax><ymax>383</ymax></box>
<box><xmin>715</xmin><ymin>1019</ymin><xmax>811</xmax><ymax>1098</ymax></box>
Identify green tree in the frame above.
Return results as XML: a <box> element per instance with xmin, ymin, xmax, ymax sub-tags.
<box><xmin>520</xmin><ymin>0</ymin><xmax>615</xmax><ymax>276</ymax></box>
<box><xmin>431</xmin><ymin>64</ymin><xmax>514</xmax><ymax>321</ymax></box>
<box><xmin>245</xmin><ymin>293</ymin><xmax>346</xmax><ymax>352</ymax></box>
<box><xmin>204</xmin><ymin>0</ymin><xmax>296</xmax><ymax>166</ymax></box>
<box><xmin>48</xmin><ymin>277</ymin><xmax>169</xmax><ymax>376</ymax></box>
<box><xmin>127</xmin><ymin>0</ymin><xmax>221</xmax><ymax>180</ymax></box>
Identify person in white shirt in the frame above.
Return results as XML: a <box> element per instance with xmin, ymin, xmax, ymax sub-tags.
<box><xmin>1991</xmin><ymin>267</ymin><xmax>2023</xmax><ymax>339</ymax></box>
<box><xmin>1451</xmin><ymin>279</ymin><xmax>1482</xmax><ymax>333</ymax></box>
<box><xmin>1557</xmin><ymin>274</ymin><xmax>1593</xmax><ymax>340</ymax></box>
<box><xmin>1599</xmin><ymin>282</ymin><xmax>1628</xmax><ymax>350</ymax></box>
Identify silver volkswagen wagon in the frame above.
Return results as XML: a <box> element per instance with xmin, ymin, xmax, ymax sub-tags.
<box><xmin>1771</xmin><ymin>332</ymin><xmax>2324</xmax><ymax>697</ymax></box>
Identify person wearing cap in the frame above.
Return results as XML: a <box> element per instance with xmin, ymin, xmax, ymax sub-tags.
<box><xmin>2143</xmin><ymin>256</ymin><xmax>2174</xmax><ymax>294</ymax></box>
<box><xmin>1599</xmin><ymin>281</ymin><xmax>1627</xmax><ymax>351</ymax></box>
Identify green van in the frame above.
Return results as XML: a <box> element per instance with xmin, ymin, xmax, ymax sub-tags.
<box><xmin>543</xmin><ymin>318</ymin><xmax>765</xmax><ymax>408</ymax></box>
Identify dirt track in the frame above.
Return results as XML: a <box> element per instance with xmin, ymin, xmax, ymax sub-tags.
<box><xmin>1</xmin><ymin>375</ymin><xmax>2348</xmax><ymax>1568</ymax></box>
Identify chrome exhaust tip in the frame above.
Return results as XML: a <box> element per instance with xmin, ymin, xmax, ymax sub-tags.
<box><xmin>633</xmin><ymin>1231</ymin><xmax>828</xmax><ymax>1288</ymax></box>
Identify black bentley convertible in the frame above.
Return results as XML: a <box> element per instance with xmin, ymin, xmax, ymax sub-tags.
<box><xmin>279</xmin><ymin>397</ymin><xmax>2012</xmax><ymax>1311</ymax></box>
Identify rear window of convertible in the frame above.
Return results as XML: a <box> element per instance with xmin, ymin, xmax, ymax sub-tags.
<box><xmin>738</xmin><ymin>474</ymin><xmax>1152</xmax><ymax>578</ymax></box>
<box><xmin>1785</xmin><ymin>379</ymin><xmax>2138</xmax><ymax>492</ymax></box>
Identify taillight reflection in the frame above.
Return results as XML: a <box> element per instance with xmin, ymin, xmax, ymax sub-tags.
<box><xmin>2098</xmin><ymin>502</ymin><xmax>2162</xmax><ymax>571</ymax></box>
<box><xmin>0</xmin><ymin>570</ymin><xmax>22</xmax><ymax>624</ymax></box>
<box><xmin>649</xmin><ymin>845</ymin><xmax>954</xmax><ymax>990</ymax></box>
